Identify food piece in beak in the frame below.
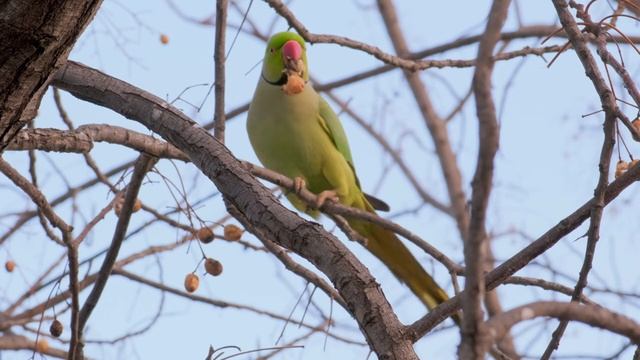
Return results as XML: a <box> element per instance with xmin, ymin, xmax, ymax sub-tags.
<box><xmin>280</xmin><ymin>40</ymin><xmax>305</xmax><ymax>95</ymax></box>
<box><xmin>282</xmin><ymin>73</ymin><xmax>305</xmax><ymax>95</ymax></box>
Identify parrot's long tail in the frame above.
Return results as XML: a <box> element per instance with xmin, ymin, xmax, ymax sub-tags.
<box><xmin>347</xmin><ymin>197</ymin><xmax>460</xmax><ymax>325</ymax></box>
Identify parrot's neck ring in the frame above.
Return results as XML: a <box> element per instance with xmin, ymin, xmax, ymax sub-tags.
<box><xmin>261</xmin><ymin>72</ymin><xmax>288</xmax><ymax>86</ymax></box>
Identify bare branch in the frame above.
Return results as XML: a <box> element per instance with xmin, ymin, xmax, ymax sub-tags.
<box><xmin>77</xmin><ymin>154</ymin><xmax>157</xmax><ymax>344</ymax></box>
<box><xmin>7</xmin><ymin>125</ymin><xmax>189</xmax><ymax>160</ymax></box>
<box><xmin>0</xmin><ymin>159</ymin><xmax>73</xmax><ymax>235</ymax></box>
<box><xmin>461</xmin><ymin>1</ymin><xmax>511</xmax><ymax>358</ymax></box>
<box><xmin>376</xmin><ymin>0</ymin><xmax>470</xmax><ymax>242</ymax></box>
<box><xmin>213</xmin><ymin>0</ymin><xmax>228</xmax><ymax>143</ymax></box>
<box><xmin>481</xmin><ymin>301</ymin><xmax>640</xmax><ymax>355</ymax></box>
<box><xmin>542</xmin><ymin>2</ymin><xmax>620</xmax><ymax>357</ymax></box>
<box><xmin>53</xmin><ymin>60</ymin><xmax>420</xmax><ymax>359</ymax></box>
<box><xmin>409</xmin><ymin>161</ymin><xmax>640</xmax><ymax>340</ymax></box>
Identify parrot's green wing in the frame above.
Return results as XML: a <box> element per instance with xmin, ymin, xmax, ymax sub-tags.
<box><xmin>317</xmin><ymin>97</ymin><xmax>389</xmax><ymax>212</ymax></box>
<box><xmin>317</xmin><ymin>97</ymin><xmax>355</xmax><ymax>170</ymax></box>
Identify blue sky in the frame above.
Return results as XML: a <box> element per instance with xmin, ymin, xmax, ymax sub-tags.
<box><xmin>2</xmin><ymin>1</ymin><xmax>640</xmax><ymax>359</ymax></box>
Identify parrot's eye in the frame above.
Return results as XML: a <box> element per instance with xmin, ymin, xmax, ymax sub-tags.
<box><xmin>269</xmin><ymin>48</ymin><xmax>275</xmax><ymax>53</ymax></box>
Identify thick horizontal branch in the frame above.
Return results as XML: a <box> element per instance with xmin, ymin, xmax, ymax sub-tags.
<box><xmin>481</xmin><ymin>301</ymin><xmax>640</xmax><ymax>354</ymax></box>
<box><xmin>0</xmin><ymin>334</ymin><xmax>69</xmax><ymax>359</ymax></box>
<box><xmin>52</xmin><ymin>61</ymin><xmax>419</xmax><ymax>359</ymax></box>
<box><xmin>6</xmin><ymin>125</ymin><xmax>188</xmax><ymax>160</ymax></box>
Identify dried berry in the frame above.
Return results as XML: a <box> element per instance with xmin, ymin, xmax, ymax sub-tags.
<box><xmin>631</xmin><ymin>159</ymin><xmax>639</xmax><ymax>168</ymax></box>
<box><xmin>36</xmin><ymin>338</ymin><xmax>49</xmax><ymax>353</ymax></box>
<box><xmin>160</xmin><ymin>34</ymin><xmax>169</xmax><ymax>45</ymax></box>
<box><xmin>633</xmin><ymin>118</ymin><xmax>640</xmax><ymax>133</ymax></box>
<box><xmin>114</xmin><ymin>195</ymin><xmax>124</xmax><ymax>216</ymax></box>
<box><xmin>184</xmin><ymin>273</ymin><xmax>199</xmax><ymax>293</ymax></box>
<box><xmin>49</xmin><ymin>319</ymin><xmax>63</xmax><ymax>338</ymax></box>
<box><xmin>223</xmin><ymin>224</ymin><xmax>243</xmax><ymax>241</ymax></box>
<box><xmin>114</xmin><ymin>196</ymin><xmax>142</xmax><ymax>216</ymax></box>
<box><xmin>5</xmin><ymin>260</ymin><xmax>15</xmax><ymax>273</ymax></box>
<box><xmin>197</xmin><ymin>227</ymin><xmax>215</xmax><ymax>244</ymax></box>
<box><xmin>204</xmin><ymin>258</ymin><xmax>223</xmax><ymax>276</ymax></box>
<box><xmin>132</xmin><ymin>198</ymin><xmax>142</xmax><ymax>213</ymax></box>
<box><xmin>615</xmin><ymin>160</ymin><xmax>629</xmax><ymax>179</ymax></box>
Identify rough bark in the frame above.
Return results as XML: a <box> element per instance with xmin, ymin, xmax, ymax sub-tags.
<box><xmin>53</xmin><ymin>61</ymin><xmax>419</xmax><ymax>360</ymax></box>
<box><xmin>0</xmin><ymin>0</ymin><xmax>103</xmax><ymax>152</ymax></box>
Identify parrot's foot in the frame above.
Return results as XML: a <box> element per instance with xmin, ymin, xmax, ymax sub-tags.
<box><xmin>315</xmin><ymin>190</ymin><xmax>339</xmax><ymax>209</ymax></box>
<box><xmin>293</xmin><ymin>177</ymin><xmax>306</xmax><ymax>194</ymax></box>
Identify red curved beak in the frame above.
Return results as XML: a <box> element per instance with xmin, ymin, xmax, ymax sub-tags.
<box><xmin>282</xmin><ymin>40</ymin><xmax>302</xmax><ymax>61</ymax></box>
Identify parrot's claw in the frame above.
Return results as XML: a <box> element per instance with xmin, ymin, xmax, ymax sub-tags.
<box><xmin>293</xmin><ymin>177</ymin><xmax>306</xmax><ymax>194</ymax></box>
<box><xmin>315</xmin><ymin>190</ymin><xmax>339</xmax><ymax>209</ymax></box>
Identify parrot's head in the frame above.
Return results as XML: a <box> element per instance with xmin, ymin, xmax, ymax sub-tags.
<box><xmin>261</xmin><ymin>32</ymin><xmax>309</xmax><ymax>85</ymax></box>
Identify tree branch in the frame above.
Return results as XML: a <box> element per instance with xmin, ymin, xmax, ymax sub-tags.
<box><xmin>53</xmin><ymin>60</ymin><xmax>419</xmax><ymax>359</ymax></box>
<box><xmin>213</xmin><ymin>0</ymin><xmax>228</xmax><ymax>143</ymax></box>
<box><xmin>6</xmin><ymin>125</ymin><xmax>189</xmax><ymax>160</ymax></box>
<box><xmin>409</xmin><ymin>161</ymin><xmax>640</xmax><ymax>340</ymax></box>
<box><xmin>481</xmin><ymin>301</ymin><xmax>640</xmax><ymax>355</ymax></box>
<box><xmin>77</xmin><ymin>154</ymin><xmax>156</xmax><ymax>346</ymax></box>
<box><xmin>461</xmin><ymin>1</ymin><xmax>511</xmax><ymax>358</ymax></box>
<box><xmin>0</xmin><ymin>0</ymin><xmax>103</xmax><ymax>151</ymax></box>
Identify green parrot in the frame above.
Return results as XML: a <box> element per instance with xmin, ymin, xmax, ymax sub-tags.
<box><xmin>247</xmin><ymin>31</ymin><xmax>456</xmax><ymax>319</ymax></box>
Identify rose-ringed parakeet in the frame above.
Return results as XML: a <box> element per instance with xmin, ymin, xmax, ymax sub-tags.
<box><xmin>247</xmin><ymin>31</ymin><xmax>455</xmax><ymax>319</ymax></box>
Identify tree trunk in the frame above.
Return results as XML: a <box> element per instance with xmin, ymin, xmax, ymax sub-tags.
<box><xmin>0</xmin><ymin>0</ymin><xmax>103</xmax><ymax>152</ymax></box>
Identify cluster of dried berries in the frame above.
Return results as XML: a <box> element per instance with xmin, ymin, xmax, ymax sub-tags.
<box><xmin>196</xmin><ymin>224</ymin><xmax>243</xmax><ymax>244</ymax></box>
<box><xmin>615</xmin><ymin>159</ymin><xmax>639</xmax><ymax>178</ymax></box>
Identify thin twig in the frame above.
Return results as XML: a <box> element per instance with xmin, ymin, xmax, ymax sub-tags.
<box><xmin>542</xmin><ymin>1</ymin><xmax>619</xmax><ymax>357</ymax></box>
<box><xmin>213</xmin><ymin>0</ymin><xmax>228</xmax><ymax>143</ymax></box>
<box><xmin>76</xmin><ymin>154</ymin><xmax>157</xmax><ymax>355</ymax></box>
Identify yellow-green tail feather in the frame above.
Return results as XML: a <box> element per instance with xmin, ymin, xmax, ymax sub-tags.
<box><xmin>348</xmin><ymin>197</ymin><xmax>460</xmax><ymax>324</ymax></box>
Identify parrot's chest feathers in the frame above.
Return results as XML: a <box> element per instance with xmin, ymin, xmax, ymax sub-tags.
<box><xmin>256</xmin><ymin>81</ymin><xmax>318</xmax><ymax>127</ymax></box>
<box><xmin>248</xmin><ymin>81</ymin><xmax>328</xmax><ymax>179</ymax></box>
